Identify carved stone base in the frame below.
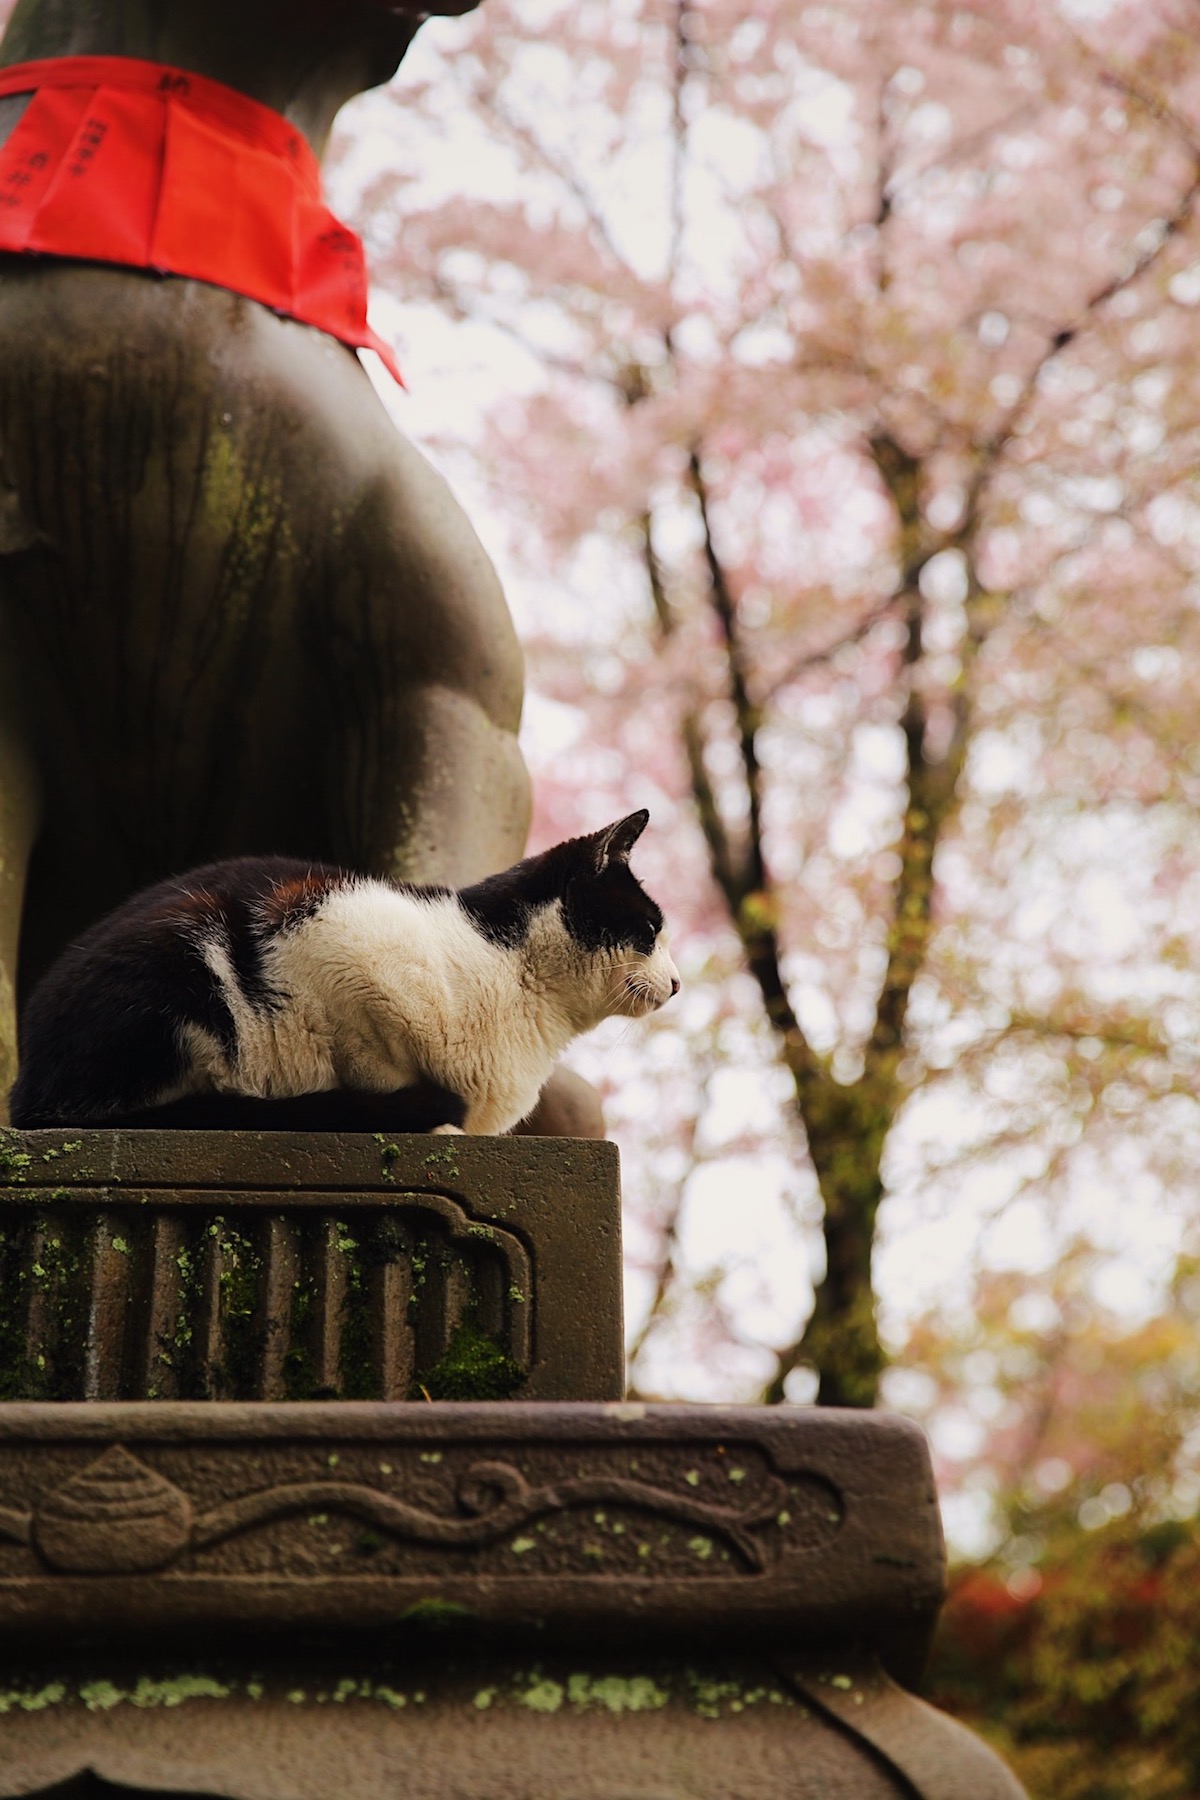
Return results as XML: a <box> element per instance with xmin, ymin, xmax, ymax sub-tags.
<box><xmin>0</xmin><ymin>1131</ymin><xmax>623</xmax><ymax>1402</ymax></box>
<box><xmin>0</xmin><ymin>1401</ymin><xmax>1027</xmax><ymax>1798</ymax></box>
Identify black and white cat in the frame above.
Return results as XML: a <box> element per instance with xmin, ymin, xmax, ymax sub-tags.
<box><xmin>10</xmin><ymin>811</ymin><xmax>678</xmax><ymax>1134</ymax></box>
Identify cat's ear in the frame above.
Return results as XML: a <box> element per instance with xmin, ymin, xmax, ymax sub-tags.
<box><xmin>594</xmin><ymin>809</ymin><xmax>649</xmax><ymax>870</ymax></box>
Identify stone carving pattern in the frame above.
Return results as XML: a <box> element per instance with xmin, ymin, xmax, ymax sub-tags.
<box><xmin>0</xmin><ymin>1445</ymin><xmax>841</xmax><ymax>1579</ymax></box>
<box><xmin>0</xmin><ymin>1188</ymin><xmax>531</xmax><ymax>1402</ymax></box>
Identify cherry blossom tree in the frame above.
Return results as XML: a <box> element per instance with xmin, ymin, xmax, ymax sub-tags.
<box><xmin>355</xmin><ymin>0</ymin><xmax>1200</xmax><ymax>1407</ymax></box>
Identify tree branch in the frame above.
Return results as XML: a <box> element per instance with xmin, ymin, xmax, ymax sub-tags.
<box><xmin>960</xmin><ymin>155</ymin><xmax>1200</xmax><ymax>530</ymax></box>
<box><xmin>762</xmin><ymin>591</ymin><xmax>903</xmax><ymax>701</ymax></box>
<box><xmin>472</xmin><ymin>87</ymin><xmax>630</xmax><ymax>273</ymax></box>
<box><xmin>638</xmin><ymin>511</ymin><xmax>740</xmax><ymax>903</ymax></box>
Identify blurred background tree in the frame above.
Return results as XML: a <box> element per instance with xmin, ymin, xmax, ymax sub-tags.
<box><xmin>908</xmin><ymin>1247</ymin><xmax>1200</xmax><ymax>1797</ymax></box>
<box><xmin>349</xmin><ymin>0</ymin><xmax>1200</xmax><ymax>1405</ymax></box>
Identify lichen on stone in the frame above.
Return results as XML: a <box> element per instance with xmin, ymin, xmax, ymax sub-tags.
<box><xmin>519</xmin><ymin>1678</ymin><xmax>564</xmax><ymax>1713</ymax></box>
<box><xmin>565</xmin><ymin>1674</ymin><xmax>669</xmax><ymax>1713</ymax></box>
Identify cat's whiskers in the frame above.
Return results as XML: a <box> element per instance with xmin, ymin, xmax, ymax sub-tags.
<box><xmin>605</xmin><ymin>954</ymin><xmax>646</xmax><ymax>1015</ymax></box>
<box><xmin>613</xmin><ymin>955</ymin><xmax>664</xmax><ymax>1020</ymax></box>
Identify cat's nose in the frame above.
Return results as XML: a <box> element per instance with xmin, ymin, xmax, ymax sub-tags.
<box><xmin>669</xmin><ymin>976</ymin><xmax>680</xmax><ymax>996</ymax></box>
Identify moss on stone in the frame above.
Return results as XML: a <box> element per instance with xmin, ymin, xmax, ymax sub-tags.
<box><xmin>165</xmin><ymin>1236</ymin><xmax>202</xmax><ymax>1395</ymax></box>
<box><xmin>417</xmin><ymin>1316</ymin><xmax>522</xmax><ymax>1401</ymax></box>
<box><xmin>519</xmin><ymin>1678</ymin><xmax>564</xmax><ymax>1713</ymax></box>
<box><xmin>0</xmin><ymin>1682</ymin><xmax>66</xmax><ymax>1714</ymax></box>
<box><xmin>420</xmin><ymin>1146</ymin><xmax>462</xmax><ymax>1182</ymax></box>
<box><xmin>338</xmin><ymin>1220</ymin><xmax>376</xmax><ymax>1401</ymax></box>
<box><xmin>0</xmin><ymin>1662</ymin><xmax>804</xmax><ymax>1725</ymax></box>
<box><xmin>0</xmin><ymin>1211</ymin><xmax>90</xmax><ymax>1400</ymax></box>
<box><xmin>0</xmin><ymin>1130</ymin><xmax>32</xmax><ymax>1184</ymax></box>
<box><xmin>399</xmin><ymin>1597</ymin><xmax>474</xmax><ymax>1628</ymax></box>
<box><xmin>373</xmin><ymin>1134</ymin><xmax>402</xmax><ymax>1183</ymax></box>
<box><xmin>283</xmin><ymin>1265</ymin><xmax>320</xmax><ymax>1399</ymax></box>
<box><xmin>211</xmin><ymin>1219</ymin><xmax>262</xmax><ymax>1398</ymax></box>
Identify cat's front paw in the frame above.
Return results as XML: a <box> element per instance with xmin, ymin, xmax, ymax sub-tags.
<box><xmin>430</xmin><ymin>1122</ymin><xmax>466</xmax><ymax>1136</ymax></box>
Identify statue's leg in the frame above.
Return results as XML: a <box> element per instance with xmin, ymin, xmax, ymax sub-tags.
<box><xmin>298</xmin><ymin>378</ymin><xmax>598</xmax><ymax>1135</ymax></box>
<box><xmin>516</xmin><ymin>1064</ymin><xmax>605</xmax><ymax>1138</ymax></box>
<box><xmin>306</xmin><ymin>419</ymin><xmax>531</xmax><ymax>889</ymax></box>
<box><xmin>0</xmin><ymin>623</ymin><xmax>39</xmax><ymax>1115</ymax></box>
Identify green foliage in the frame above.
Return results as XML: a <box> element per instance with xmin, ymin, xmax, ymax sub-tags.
<box><xmin>930</xmin><ymin>1524</ymin><xmax>1200</xmax><ymax>1799</ymax></box>
<box><xmin>898</xmin><ymin>1253</ymin><xmax>1200</xmax><ymax>1798</ymax></box>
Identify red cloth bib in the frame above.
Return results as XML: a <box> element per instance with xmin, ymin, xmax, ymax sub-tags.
<box><xmin>0</xmin><ymin>55</ymin><xmax>403</xmax><ymax>382</ymax></box>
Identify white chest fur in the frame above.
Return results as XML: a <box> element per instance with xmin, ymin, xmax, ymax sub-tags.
<box><xmin>251</xmin><ymin>884</ymin><xmax>581</xmax><ymax>1133</ymax></box>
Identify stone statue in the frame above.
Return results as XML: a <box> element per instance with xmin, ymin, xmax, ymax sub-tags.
<box><xmin>0</xmin><ymin>0</ymin><xmax>597</xmax><ymax>1133</ymax></box>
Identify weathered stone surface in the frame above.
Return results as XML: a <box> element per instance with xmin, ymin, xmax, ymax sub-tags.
<box><xmin>0</xmin><ymin>1403</ymin><xmax>1025</xmax><ymax>1798</ymax></box>
<box><xmin>0</xmin><ymin>1648</ymin><xmax>1026</xmax><ymax>1799</ymax></box>
<box><xmin>0</xmin><ymin>1131</ymin><xmax>623</xmax><ymax>1403</ymax></box>
<box><xmin>0</xmin><ymin>1403</ymin><xmax>933</xmax><ymax>1670</ymax></box>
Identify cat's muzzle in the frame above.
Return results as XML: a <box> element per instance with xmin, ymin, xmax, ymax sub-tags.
<box><xmin>623</xmin><ymin>960</ymin><xmax>680</xmax><ymax>1014</ymax></box>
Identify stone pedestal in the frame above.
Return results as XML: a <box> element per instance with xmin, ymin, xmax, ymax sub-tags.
<box><xmin>0</xmin><ymin>1402</ymin><xmax>1024</xmax><ymax>1797</ymax></box>
<box><xmin>0</xmin><ymin>1131</ymin><xmax>623</xmax><ymax>1403</ymax></box>
<box><xmin>0</xmin><ymin>1132</ymin><xmax>1027</xmax><ymax>1798</ymax></box>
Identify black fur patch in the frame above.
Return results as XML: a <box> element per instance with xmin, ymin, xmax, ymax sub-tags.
<box><xmin>456</xmin><ymin>861</ymin><xmax>538</xmax><ymax>948</ymax></box>
<box><xmin>563</xmin><ymin>859</ymin><xmax>664</xmax><ymax>955</ymax></box>
<box><xmin>9</xmin><ymin>857</ymin><xmax>345</xmax><ymax>1127</ymax></box>
<box><xmin>110</xmin><ymin>1080</ymin><xmax>467</xmax><ymax>1134</ymax></box>
<box><xmin>457</xmin><ymin>818</ymin><xmax>662</xmax><ymax>955</ymax></box>
<box><xmin>10</xmin><ymin>923</ymin><xmax>189</xmax><ymax>1125</ymax></box>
